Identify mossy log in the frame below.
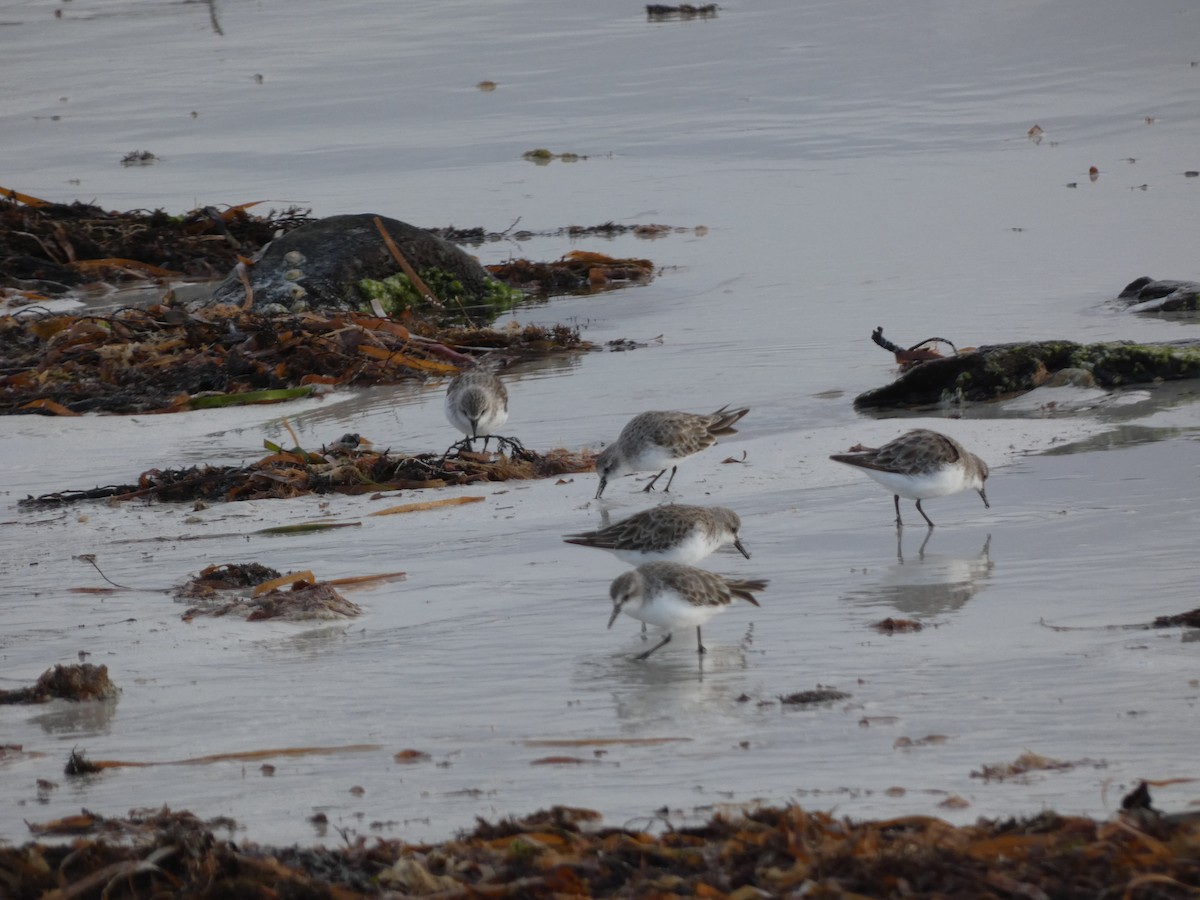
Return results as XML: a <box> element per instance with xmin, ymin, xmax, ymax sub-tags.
<box><xmin>855</xmin><ymin>339</ymin><xmax>1200</xmax><ymax>409</ymax></box>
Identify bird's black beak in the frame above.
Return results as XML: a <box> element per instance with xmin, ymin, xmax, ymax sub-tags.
<box><xmin>595</xmin><ymin>478</ymin><xmax>607</xmax><ymax>500</ymax></box>
<box><xmin>607</xmin><ymin>603</ymin><xmax>622</xmax><ymax>629</ymax></box>
<box><xmin>978</xmin><ymin>487</ymin><xmax>990</xmax><ymax>509</ymax></box>
<box><xmin>734</xmin><ymin>537</ymin><xmax>751</xmax><ymax>559</ymax></box>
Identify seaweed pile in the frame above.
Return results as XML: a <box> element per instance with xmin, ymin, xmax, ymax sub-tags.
<box><xmin>0</xmin><ymin>304</ymin><xmax>587</xmax><ymax>415</ymax></box>
<box><xmin>0</xmin><ymin>194</ymin><xmax>310</xmax><ymax>296</ymax></box>
<box><xmin>0</xmin><ymin>192</ymin><xmax>668</xmax><ymax>299</ymax></box>
<box><xmin>0</xmin><ymin>664</ymin><xmax>118</xmax><ymax>705</ymax></box>
<box><xmin>4</xmin><ymin>800</ymin><xmax>1199</xmax><ymax>898</ymax></box>
<box><xmin>0</xmin><ymin>194</ymin><xmax>678</xmax><ymax>415</ymax></box>
<box><xmin>21</xmin><ymin>438</ymin><xmax>594</xmax><ymax>506</ymax></box>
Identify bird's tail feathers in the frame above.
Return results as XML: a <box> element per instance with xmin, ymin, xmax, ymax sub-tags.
<box><xmin>708</xmin><ymin>405</ymin><xmax>750</xmax><ymax>436</ymax></box>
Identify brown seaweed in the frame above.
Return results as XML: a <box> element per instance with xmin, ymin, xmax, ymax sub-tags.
<box><xmin>0</xmin><ymin>664</ymin><xmax>118</xmax><ymax>705</ymax></box>
<box><xmin>0</xmin><ymin>304</ymin><xmax>588</xmax><ymax>415</ymax></box>
<box><xmin>22</xmin><ymin>442</ymin><xmax>594</xmax><ymax>507</ymax></box>
<box><xmin>6</xmin><ymin>799</ymin><xmax>1200</xmax><ymax>898</ymax></box>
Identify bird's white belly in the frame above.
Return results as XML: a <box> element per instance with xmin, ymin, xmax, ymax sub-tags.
<box><xmin>864</xmin><ymin>465</ymin><xmax>967</xmax><ymax>500</ymax></box>
<box><xmin>626</xmin><ymin>591</ymin><xmax>721</xmax><ymax>631</ymax></box>
<box><xmin>613</xmin><ymin>530</ymin><xmax>714</xmax><ymax>566</ymax></box>
<box><xmin>625</xmin><ymin>441</ymin><xmax>683</xmax><ymax>472</ymax></box>
<box><xmin>475</xmin><ymin>406</ymin><xmax>507</xmax><ymax>433</ymax></box>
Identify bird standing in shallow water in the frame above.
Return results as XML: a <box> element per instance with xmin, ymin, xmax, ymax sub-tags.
<box><xmin>608</xmin><ymin>561</ymin><xmax>767</xmax><ymax>660</ymax></box>
<box><xmin>444</xmin><ymin>370</ymin><xmax>508</xmax><ymax>452</ymax></box>
<box><xmin>564</xmin><ymin>504</ymin><xmax>750</xmax><ymax>565</ymax></box>
<box><xmin>594</xmin><ymin>405</ymin><xmax>749</xmax><ymax>499</ymax></box>
<box><xmin>830</xmin><ymin>428</ymin><xmax>989</xmax><ymax>528</ymax></box>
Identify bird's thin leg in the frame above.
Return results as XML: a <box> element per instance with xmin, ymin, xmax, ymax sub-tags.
<box><xmin>918</xmin><ymin>528</ymin><xmax>932</xmax><ymax>559</ymax></box>
<box><xmin>662</xmin><ymin>465</ymin><xmax>679</xmax><ymax>492</ymax></box>
<box><xmin>893</xmin><ymin>494</ymin><xmax>903</xmax><ymax>528</ymax></box>
<box><xmin>696</xmin><ymin>625</ymin><xmax>706</xmax><ymax>655</ymax></box>
<box><xmin>915</xmin><ymin>499</ymin><xmax>935</xmax><ymax>528</ymax></box>
<box><xmin>642</xmin><ymin>468</ymin><xmax>668</xmax><ymax>492</ymax></box>
<box><xmin>636</xmin><ymin>632</ymin><xmax>672</xmax><ymax>660</ymax></box>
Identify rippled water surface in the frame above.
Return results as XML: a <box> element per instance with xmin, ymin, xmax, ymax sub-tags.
<box><xmin>2</xmin><ymin>0</ymin><xmax>1199</xmax><ymax>846</ymax></box>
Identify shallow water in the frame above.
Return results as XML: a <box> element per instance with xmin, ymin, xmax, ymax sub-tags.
<box><xmin>3</xmin><ymin>0</ymin><xmax>1200</xmax><ymax>846</ymax></box>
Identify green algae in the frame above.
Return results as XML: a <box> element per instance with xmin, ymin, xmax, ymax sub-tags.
<box><xmin>1069</xmin><ymin>342</ymin><xmax>1200</xmax><ymax>385</ymax></box>
<box><xmin>359</xmin><ymin>269</ymin><xmax>525</xmax><ymax>324</ymax></box>
<box><xmin>187</xmin><ymin>386</ymin><xmax>316</xmax><ymax>409</ymax></box>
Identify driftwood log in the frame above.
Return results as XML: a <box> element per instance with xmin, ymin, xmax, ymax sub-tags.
<box><xmin>855</xmin><ymin>339</ymin><xmax>1200</xmax><ymax>409</ymax></box>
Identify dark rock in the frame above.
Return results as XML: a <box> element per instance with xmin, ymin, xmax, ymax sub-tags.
<box><xmin>206</xmin><ymin>214</ymin><xmax>498</xmax><ymax>314</ymax></box>
<box><xmin>1116</xmin><ymin>276</ymin><xmax>1200</xmax><ymax>312</ymax></box>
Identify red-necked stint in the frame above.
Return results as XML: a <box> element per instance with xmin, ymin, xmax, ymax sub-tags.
<box><xmin>565</xmin><ymin>504</ymin><xmax>750</xmax><ymax>565</ymax></box>
<box><xmin>607</xmin><ymin>561</ymin><xmax>767</xmax><ymax>660</ymax></box>
<box><xmin>445</xmin><ymin>370</ymin><xmax>508</xmax><ymax>451</ymax></box>
<box><xmin>594</xmin><ymin>405</ymin><xmax>749</xmax><ymax>498</ymax></box>
<box><xmin>830</xmin><ymin>428</ymin><xmax>990</xmax><ymax>528</ymax></box>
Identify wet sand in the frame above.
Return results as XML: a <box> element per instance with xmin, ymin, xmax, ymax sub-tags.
<box><xmin>3</xmin><ymin>0</ymin><xmax>1199</xmax><ymax>847</ymax></box>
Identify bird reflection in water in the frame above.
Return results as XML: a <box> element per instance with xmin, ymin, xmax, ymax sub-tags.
<box><xmin>849</xmin><ymin>533</ymin><xmax>994</xmax><ymax>618</ymax></box>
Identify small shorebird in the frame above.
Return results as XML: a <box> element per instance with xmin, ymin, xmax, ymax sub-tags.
<box><xmin>594</xmin><ymin>405</ymin><xmax>749</xmax><ymax>499</ymax></box>
<box><xmin>444</xmin><ymin>370</ymin><xmax>508</xmax><ymax>452</ymax></box>
<box><xmin>830</xmin><ymin>428</ymin><xmax>990</xmax><ymax>528</ymax></box>
<box><xmin>565</xmin><ymin>504</ymin><xmax>750</xmax><ymax>565</ymax></box>
<box><xmin>607</xmin><ymin>561</ymin><xmax>767</xmax><ymax>660</ymax></box>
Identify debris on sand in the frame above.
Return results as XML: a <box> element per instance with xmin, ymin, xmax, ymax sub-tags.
<box><xmin>778</xmin><ymin>688</ymin><xmax>852</xmax><ymax>706</ymax></box>
<box><xmin>0</xmin><ymin>192</ymin><xmax>307</xmax><ymax>295</ymax></box>
<box><xmin>521</xmin><ymin>148</ymin><xmax>590</xmax><ymax>164</ymax></box>
<box><xmin>873</xmin><ymin>617</ymin><xmax>924</xmax><ymax>634</ymax></box>
<box><xmin>63</xmin><ymin>744</ymin><xmax>381</xmax><ymax>777</ymax></box>
<box><xmin>0</xmin><ymin>304</ymin><xmax>588</xmax><ymax>415</ymax></box>
<box><xmin>176</xmin><ymin>562</ymin><xmax>282</xmax><ymax>597</ymax></box>
<box><xmin>971</xmin><ymin>750</ymin><xmax>1106</xmax><ymax>783</ymax></box>
<box><xmin>646</xmin><ymin>4</ymin><xmax>719</xmax><ymax>20</ymax></box>
<box><xmin>0</xmin><ymin>193</ymin><xmax>679</xmax><ymax>416</ymax></box>
<box><xmin>1153</xmin><ymin>607</ymin><xmax>1200</xmax><ymax>628</ymax></box>
<box><xmin>180</xmin><ymin>575</ymin><xmax>362</xmax><ymax>623</ymax></box>
<box><xmin>1</xmin><ymin>192</ymin><xmax>667</xmax><ymax>310</ymax></box>
<box><xmin>870</xmin><ymin>325</ymin><xmax>961</xmax><ymax>371</ymax></box>
<box><xmin>175</xmin><ymin>564</ymin><xmax>412</xmax><ymax>622</ymax></box>
<box><xmin>8</xmin><ymin>797</ymin><xmax>1200</xmax><ymax>897</ymax></box>
<box><xmin>0</xmin><ymin>664</ymin><xmax>118</xmax><ymax>705</ymax></box>
<box><xmin>22</xmin><ymin>439</ymin><xmax>594</xmax><ymax>507</ymax></box>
